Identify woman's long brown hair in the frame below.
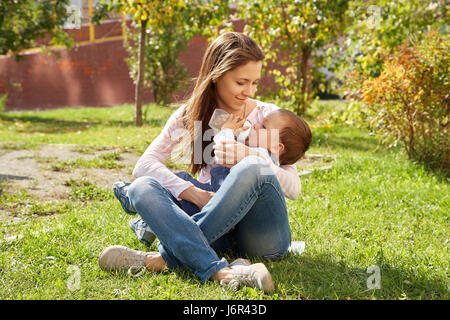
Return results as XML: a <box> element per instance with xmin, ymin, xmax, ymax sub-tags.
<box><xmin>180</xmin><ymin>32</ymin><xmax>265</xmax><ymax>175</ymax></box>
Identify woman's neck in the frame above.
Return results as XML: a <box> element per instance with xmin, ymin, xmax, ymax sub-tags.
<box><xmin>219</xmin><ymin>99</ymin><xmax>257</xmax><ymax>119</ymax></box>
<box><xmin>242</xmin><ymin>99</ymin><xmax>257</xmax><ymax>119</ymax></box>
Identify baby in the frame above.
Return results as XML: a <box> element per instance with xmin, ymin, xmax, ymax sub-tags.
<box><xmin>175</xmin><ymin>108</ymin><xmax>312</xmax><ymax>213</ymax></box>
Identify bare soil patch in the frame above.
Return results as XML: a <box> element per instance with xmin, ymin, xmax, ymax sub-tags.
<box><xmin>0</xmin><ymin>144</ymin><xmax>139</xmax><ymax>221</ymax></box>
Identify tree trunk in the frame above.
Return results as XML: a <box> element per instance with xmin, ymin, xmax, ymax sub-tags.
<box><xmin>135</xmin><ymin>19</ymin><xmax>147</xmax><ymax>126</ymax></box>
<box><xmin>298</xmin><ymin>46</ymin><xmax>312</xmax><ymax>115</ymax></box>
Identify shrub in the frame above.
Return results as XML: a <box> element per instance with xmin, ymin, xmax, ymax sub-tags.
<box><xmin>360</xmin><ymin>31</ymin><xmax>449</xmax><ymax>172</ymax></box>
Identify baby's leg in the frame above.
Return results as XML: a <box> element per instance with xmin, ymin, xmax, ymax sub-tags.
<box><xmin>210</xmin><ymin>166</ymin><xmax>230</xmax><ymax>192</ymax></box>
<box><xmin>113</xmin><ymin>181</ymin><xmax>136</xmax><ymax>214</ymax></box>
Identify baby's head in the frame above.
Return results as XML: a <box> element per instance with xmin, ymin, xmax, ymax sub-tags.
<box><xmin>248</xmin><ymin>109</ymin><xmax>312</xmax><ymax>165</ymax></box>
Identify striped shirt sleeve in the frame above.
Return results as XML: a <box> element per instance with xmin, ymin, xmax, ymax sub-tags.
<box><xmin>132</xmin><ymin>106</ymin><xmax>194</xmax><ymax>199</ymax></box>
<box><xmin>252</xmin><ymin>149</ymin><xmax>301</xmax><ymax>200</ymax></box>
<box><xmin>272</xmin><ymin>162</ymin><xmax>301</xmax><ymax>200</ymax></box>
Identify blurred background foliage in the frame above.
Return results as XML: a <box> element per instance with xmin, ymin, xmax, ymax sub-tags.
<box><xmin>1</xmin><ymin>0</ymin><xmax>448</xmax><ymax>171</ymax></box>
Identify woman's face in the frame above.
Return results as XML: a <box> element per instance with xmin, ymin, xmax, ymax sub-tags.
<box><xmin>215</xmin><ymin>60</ymin><xmax>262</xmax><ymax>115</ymax></box>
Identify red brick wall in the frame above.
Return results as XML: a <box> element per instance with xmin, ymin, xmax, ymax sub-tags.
<box><xmin>0</xmin><ymin>39</ymin><xmax>137</xmax><ymax>110</ymax></box>
<box><xmin>0</xmin><ymin>19</ymin><xmax>282</xmax><ymax>110</ymax></box>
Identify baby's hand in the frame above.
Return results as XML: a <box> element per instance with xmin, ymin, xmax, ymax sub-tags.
<box><xmin>223</xmin><ymin>114</ymin><xmax>249</xmax><ymax>134</ymax></box>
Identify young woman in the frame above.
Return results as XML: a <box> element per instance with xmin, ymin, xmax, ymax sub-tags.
<box><xmin>98</xmin><ymin>32</ymin><xmax>302</xmax><ymax>292</ymax></box>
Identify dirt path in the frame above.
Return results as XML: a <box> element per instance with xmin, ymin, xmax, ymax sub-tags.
<box><xmin>0</xmin><ymin>144</ymin><xmax>140</xmax><ymax>221</ymax></box>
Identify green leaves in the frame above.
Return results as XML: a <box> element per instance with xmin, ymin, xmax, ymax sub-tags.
<box><xmin>0</xmin><ymin>0</ymin><xmax>74</xmax><ymax>59</ymax></box>
<box><xmin>95</xmin><ymin>0</ymin><xmax>230</xmax><ymax>116</ymax></box>
<box><xmin>237</xmin><ymin>0</ymin><xmax>350</xmax><ymax>115</ymax></box>
<box><xmin>102</xmin><ymin>0</ymin><xmax>229</xmax><ymax>38</ymax></box>
<box><xmin>345</xmin><ymin>0</ymin><xmax>448</xmax><ymax>77</ymax></box>
<box><xmin>360</xmin><ymin>31</ymin><xmax>449</xmax><ymax>172</ymax></box>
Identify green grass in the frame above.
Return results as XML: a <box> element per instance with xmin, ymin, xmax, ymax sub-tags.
<box><xmin>64</xmin><ymin>179</ymin><xmax>114</xmax><ymax>202</ymax></box>
<box><xmin>0</xmin><ymin>103</ymin><xmax>173</xmax><ymax>153</ymax></box>
<box><xmin>50</xmin><ymin>152</ymin><xmax>125</xmax><ymax>172</ymax></box>
<box><xmin>0</xmin><ymin>101</ymin><xmax>448</xmax><ymax>300</ymax></box>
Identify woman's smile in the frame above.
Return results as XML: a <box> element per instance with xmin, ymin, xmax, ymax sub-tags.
<box><xmin>236</xmin><ymin>97</ymin><xmax>247</xmax><ymax>104</ymax></box>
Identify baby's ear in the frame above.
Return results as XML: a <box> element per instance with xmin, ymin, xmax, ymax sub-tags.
<box><xmin>278</xmin><ymin>143</ymin><xmax>285</xmax><ymax>155</ymax></box>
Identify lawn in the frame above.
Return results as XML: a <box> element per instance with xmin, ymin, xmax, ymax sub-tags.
<box><xmin>0</xmin><ymin>101</ymin><xmax>448</xmax><ymax>300</ymax></box>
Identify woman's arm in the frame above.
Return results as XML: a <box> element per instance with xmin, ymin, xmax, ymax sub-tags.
<box><xmin>178</xmin><ymin>186</ymin><xmax>215</xmax><ymax>210</ymax></box>
<box><xmin>133</xmin><ymin>106</ymin><xmax>195</xmax><ymax>199</ymax></box>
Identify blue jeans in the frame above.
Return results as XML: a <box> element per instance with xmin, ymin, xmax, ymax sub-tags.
<box><xmin>127</xmin><ymin>156</ymin><xmax>291</xmax><ymax>281</ymax></box>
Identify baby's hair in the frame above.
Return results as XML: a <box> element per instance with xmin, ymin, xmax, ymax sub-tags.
<box><xmin>272</xmin><ymin>109</ymin><xmax>312</xmax><ymax>165</ymax></box>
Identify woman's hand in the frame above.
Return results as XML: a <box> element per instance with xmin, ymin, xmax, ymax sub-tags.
<box><xmin>179</xmin><ymin>186</ymin><xmax>215</xmax><ymax>210</ymax></box>
<box><xmin>213</xmin><ymin>140</ymin><xmax>261</xmax><ymax>168</ymax></box>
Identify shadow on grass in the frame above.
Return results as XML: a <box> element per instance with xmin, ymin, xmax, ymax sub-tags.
<box><xmin>101</xmin><ymin>250</ymin><xmax>447</xmax><ymax>299</ymax></box>
<box><xmin>94</xmin><ymin>225</ymin><xmax>447</xmax><ymax>300</ymax></box>
<box><xmin>266</xmin><ymin>252</ymin><xmax>448</xmax><ymax>299</ymax></box>
<box><xmin>312</xmin><ymin>126</ymin><xmax>383</xmax><ymax>154</ymax></box>
<box><xmin>0</xmin><ymin>113</ymin><xmax>165</xmax><ymax>134</ymax></box>
<box><xmin>312</xmin><ymin>125</ymin><xmax>449</xmax><ymax>180</ymax></box>
<box><xmin>415</xmin><ymin>157</ymin><xmax>450</xmax><ymax>181</ymax></box>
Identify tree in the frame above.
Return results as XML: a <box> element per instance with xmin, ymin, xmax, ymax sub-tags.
<box><xmin>124</xmin><ymin>22</ymin><xmax>192</xmax><ymax>108</ymax></box>
<box><xmin>123</xmin><ymin>1</ymin><xmax>229</xmax><ymax>108</ymax></box>
<box><xmin>98</xmin><ymin>0</ymin><xmax>230</xmax><ymax>126</ymax></box>
<box><xmin>238</xmin><ymin>0</ymin><xmax>350</xmax><ymax>115</ymax></box>
<box><xmin>344</xmin><ymin>0</ymin><xmax>448</xmax><ymax>78</ymax></box>
<box><xmin>340</xmin><ymin>1</ymin><xmax>448</xmax><ymax>171</ymax></box>
<box><xmin>0</xmin><ymin>0</ymin><xmax>74</xmax><ymax>60</ymax></box>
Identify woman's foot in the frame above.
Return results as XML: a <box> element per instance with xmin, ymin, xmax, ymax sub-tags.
<box><xmin>145</xmin><ymin>252</ymin><xmax>167</xmax><ymax>271</ymax></box>
<box><xmin>98</xmin><ymin>245</ymin><xmax>164</xmax><ymax>272</ymax></box>
<box><xmin>212</xmin><ymin>262</ymin><xmax>274</xmax><ymax>293</ymax></box>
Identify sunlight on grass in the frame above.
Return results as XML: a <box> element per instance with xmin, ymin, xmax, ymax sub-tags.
<box><xmin>0</xmin><ymin>101</ymin><xmax>448</xmax><ymax>300</ymax></box>
<box><xmin>50</xmin><ymin>152</ymin><xmax>124</xmax><ymax>172</ymax></box>
<box><xmin>0</xmin><ymin>103</ymin><xmax>174</xmax><ymax>150</ymax></box>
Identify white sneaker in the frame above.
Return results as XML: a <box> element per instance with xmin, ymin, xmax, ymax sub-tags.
<box><xmin>221</xmin><ymin>263</ymin><xmax>274</xmax><ymax>292</ymax></box>
<box><xmin>98</xmin><ymin>245</ymin><xmax>157</xmax><ymax>272</ymax></box>
<box><xmin>229</xmin><ymin>258</ymin><xmax>251</xmax><ymax>267</ymax></box>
